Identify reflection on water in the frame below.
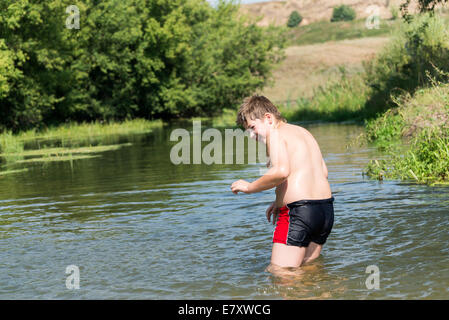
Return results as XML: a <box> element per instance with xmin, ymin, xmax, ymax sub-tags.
<box><xmin>0</xmin><ymin>122</ymin><xmax>448</xmax><ymax>299</ymax></box>
<box><xmin>265</xmin><ymin>261</ymin><xmax>348</xmax><ymax>300</ymax></box>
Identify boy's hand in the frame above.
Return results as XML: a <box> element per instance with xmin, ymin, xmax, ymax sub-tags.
<box><xmin>266</xmin><ymin>202</ymin><xmax>280</xmax><ymax>225</ymax></box>
<box><xmin>231</xmin><ymin>179</ymin><xmax>251</xmax><ymax>194</ymax></box>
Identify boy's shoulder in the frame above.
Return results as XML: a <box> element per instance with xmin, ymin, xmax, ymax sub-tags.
<box><xmin>280</xmin><ymin>123</ymin><xmax>318</xmax><ymax>151</ymax></box>
<box><xmin>282</xmin><ymin>122</ymin><xmax>304</xmax><ymax>131</ymax></box>
<box><xmin>279</xmin><ymin>122</ymin><xmax>306</xmax><ymax>139</ymax></box>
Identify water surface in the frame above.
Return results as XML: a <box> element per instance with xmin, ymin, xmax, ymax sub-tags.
<box><xmin>0</xmin><ymin>123</ymin><xmax>448</xmax><ymax>299</ymax></box>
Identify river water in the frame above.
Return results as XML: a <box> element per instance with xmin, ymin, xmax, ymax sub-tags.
<box><xmin>0</xmin><ymin>122</ymin><xmax>448</xmax><ymax>299</ymax></box>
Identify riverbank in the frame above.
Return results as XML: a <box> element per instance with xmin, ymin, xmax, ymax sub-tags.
<box><xmin>359</xmin><ymin>11</ymin><xmax>449</xmax><ymax>185</ymax></box>
<box><xmin>0</xmin><ymin>118</ymin><xmax>162</xmax><ymax>174</ymax></box>
<box><xmin>0</xmin><ymin>109</ymin><xmax>241</xmax><ymax>175</ymax></box>
<box><xmin>364</xmin><ymin>82</ymin><xmax>449</xmax><ymax>185</ymax></box>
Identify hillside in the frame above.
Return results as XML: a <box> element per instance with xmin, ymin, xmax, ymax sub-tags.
<box><xmin>261</xmin><ymin>36</ymin><xmax>390</xmax><ymax>104</ymax></box>
<box><xmin>239</xmin><ymin>0</ymin><xmax>418</xmax><ymax>27</ymax></box>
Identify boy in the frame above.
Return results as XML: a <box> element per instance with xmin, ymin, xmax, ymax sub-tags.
<box><xmin>230</xmin><ymin>95</ymin><xmax>334</xmax><ymax>268</ymax></box>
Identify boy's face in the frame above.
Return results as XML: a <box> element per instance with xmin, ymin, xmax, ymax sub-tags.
<box><xmin>245</xmin><ymin>114</ymin><xmax>273</xmax><ymax>143</ymax></box>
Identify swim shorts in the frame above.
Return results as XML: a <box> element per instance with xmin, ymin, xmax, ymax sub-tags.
<box><xmin>272</xmin><ymin>197</ymin><xmax>334</xmax><ymax>247</ymax></box>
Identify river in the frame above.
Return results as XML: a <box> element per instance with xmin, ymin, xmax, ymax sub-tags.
<box><xmin>0</xmin><ymin>122</ymin><xmax>448</xmax><ymax>299</ymax></box>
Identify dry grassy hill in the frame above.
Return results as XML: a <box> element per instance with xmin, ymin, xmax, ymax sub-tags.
<box><xmin>261</xmin><ymin>36</ymin><xmax>390</xmax><ymax>104</ymax></box>
<box><xmin>239</xmin><ymin>0</ymin><xmax>418</xmax><ymax>26</ymax></box>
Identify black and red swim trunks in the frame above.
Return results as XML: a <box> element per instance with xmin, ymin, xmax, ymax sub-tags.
<box><xmin>272</xmin><ymin>197</ymin><xmax>334</xmax><ymax>247</ymax></box>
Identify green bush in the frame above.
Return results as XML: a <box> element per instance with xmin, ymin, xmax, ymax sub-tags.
<box><xmin>363</xmin><ymin>13</ymin><xmax>449</xmax><ymax>114</ymax></box>
<box><xmin>287</xmin><ymin>11</ymin><xmax>303</xmax><ymax>28</ymax></box>
<box><xmin>390</xmin><ymin>6</ymin><xmax>400</xmax><ymax>20</ymax></box>
<box><xmin>331</xmin><ymin>5</ymin><xmax>356</xmax><ymax>22</ymax></box>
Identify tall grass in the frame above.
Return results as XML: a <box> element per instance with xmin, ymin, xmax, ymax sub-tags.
<box><xmin>364</xmin><ymin>74</ymin><xmax>449</xmax><ymax>145</ymax></box>
<box><xmin>366</xmin><ymin>127</ymin><xmax>449</xmax><ymax>184</ymax></box>
<box><xmin>364</xmin><ymin>108</ymin><xmax>405</xmax><ymax>149</ymax></box>
<box><xmin>0</xmin><ymin>118</ymin><xmax>163</xmax><ymax>168</ymax></box>
<box><xmin>181</xmin><ymin>108</ymin><xmax>238</xmax><ymax>128</ymax></box>
<box><xmin>280</xmin><ymin>71</ymin><xmax>371</xmax><ymax>122</ymax></box>
<box><xmin>0</xmin><ymin>131</ymin><xmax>25</xmax><ymax>166</ymax></box>
<box><xmin>0</xmin><ymin>131</ymin><xmax>24</xmax><ymax>155</ymax></box>
<box><xmin>16</xmin><ymin>118</ymin><xmax>163</xmax><ymax>142</ymax></box>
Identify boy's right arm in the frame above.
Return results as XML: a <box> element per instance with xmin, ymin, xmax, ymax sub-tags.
<box><xmin>247</xmin><ymin>135</ymin><xmax>290</xmax><ymax>193</ymax></box>
<box><xmin>266</xmin><ymin>201</ymin><xmax>279</xmax><ymax>225</ymax></box>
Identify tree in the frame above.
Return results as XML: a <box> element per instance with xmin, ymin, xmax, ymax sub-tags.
<box><xmin>413</xmin><ymin>0</ymin><xmax>448</xmax><ymax>11</ymax></box>
<box><xmin>401</xmin><ymin>0</ymin><xmax>449</xmax><ymax>20</ymax></box>
<box><xmin>331</xmin><ymin>5</ymin><xmax>356</xmax><ymax>22</ymax></box>
<box><xmin>287</xmin><ymin>11</ymin><xmax>303</xmax><ymax>28</ymax></box>
<box><xmin>0</xmin><ymin>0</ymin><xmax>287</xmax><ymax>131</ymax></box>
<box><xmin>0</xmin><ymin>0</ymin><xmax>76</xmax><ymax>132</ymax></box>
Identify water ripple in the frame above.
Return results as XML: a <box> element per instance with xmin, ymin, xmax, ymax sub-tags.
<box><xmin>0</xmin><ymin>124</ymin><xmax>448</xmax><ymax>299</ymax></box>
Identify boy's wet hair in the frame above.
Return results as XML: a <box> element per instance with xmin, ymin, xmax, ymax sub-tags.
<box><xmin>236</xmin><ymin>94</ymin><xmax>286</xmax><ymax>128</ymax></box>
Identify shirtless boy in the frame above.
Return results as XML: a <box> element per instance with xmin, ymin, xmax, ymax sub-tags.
<box><xmin>230</xmin><ymin>95</ymin><xmax>334</xmax><ymax>268</ymax></box>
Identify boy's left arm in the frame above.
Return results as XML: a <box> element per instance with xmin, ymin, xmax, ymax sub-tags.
<box><xmin>231</xmin><ymin>134</ymin><xmax>290</xmax><ymax>194</ymax></box>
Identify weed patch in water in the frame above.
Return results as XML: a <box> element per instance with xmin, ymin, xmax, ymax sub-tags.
<box><xmin>14</xmin><ymin>154</ymin><xmax>101</xmax><ymax>164</ymax></box>
<box><xmin>0</xmin><ymin>168</ymin><xmax>29</xmax><ymax>176</ymax></box>
<box><xmin>0</xmin><ymin>143</ymin><xmax>132</xmax><ymax>158</ymax></box>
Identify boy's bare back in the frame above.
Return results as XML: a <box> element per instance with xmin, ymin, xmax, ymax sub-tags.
<box><xmin>273</xmin><ymin>123</ymin><xmax>332</xmax><ymax>207</ymax></box>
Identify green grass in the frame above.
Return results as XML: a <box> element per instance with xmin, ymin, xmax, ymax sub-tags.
<box><xmin>279</xmin><ymin>71</ymin><xmax>372</xmax><ymax>123</ymax></box>
<box><xmin>0</xmin><ymin>168</ymin><xmax>29</xmax><ymax>176</ymax></box>
<box><xmin>0</xmin><ymin>118</ymin><xmax>162</xmax><ymax>169</ymax></box>
<box><xmin>17</xmin><ymin>118</ymin><xmax>163</xmax><ymax>142</ymax></box>
<box><xmin>286</xmin><ymin>18</ymin><xmax>398</xmax><ymax>46</ymax></box>
<box><xmin>0</xmin><ymin>131</ymin><xmax>24</xmax><ymax>155</ymax></box>
<box><xmin>364</xmin><ymin>108</ymin><xmax>406</xmax><ymax>150</ymax></box>
<box><xmin>0</xmin><ymin>143</ymin><xmax>133</xmax><ymax>158</ymax></box>
<box><xmin>364</xmin><ymin>81</ymin><xmax>449</xmax><ymax>184</ymax></box>
<box><xmin>182</xmin><ymin>108</ymin><xmax>238</xmax><ymax>128</ymax></box>
<box><xmin>366</xmin><ymin>127</ymin><xmax>449</xmax><ymax>185</ymax></box>
<box><xmin>15</xmin><ymin>154</ymin><xmax>101</xmax><ymax>164</ymax></box>
<box><xmin>364</xmin><ymin>80</ymin><xmax>449</xmax><ymax>144</ymax></box>
<box><xmin>0</xmin><ymin>113</ymin><xmax>238</xmax><ymax>174</ymax></box>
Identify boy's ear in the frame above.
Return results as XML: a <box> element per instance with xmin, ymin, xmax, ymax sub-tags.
<box><xmin>264</xmin><ymin>112</ymin><xmax>273</xmax><ymax>124</ymax></box>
